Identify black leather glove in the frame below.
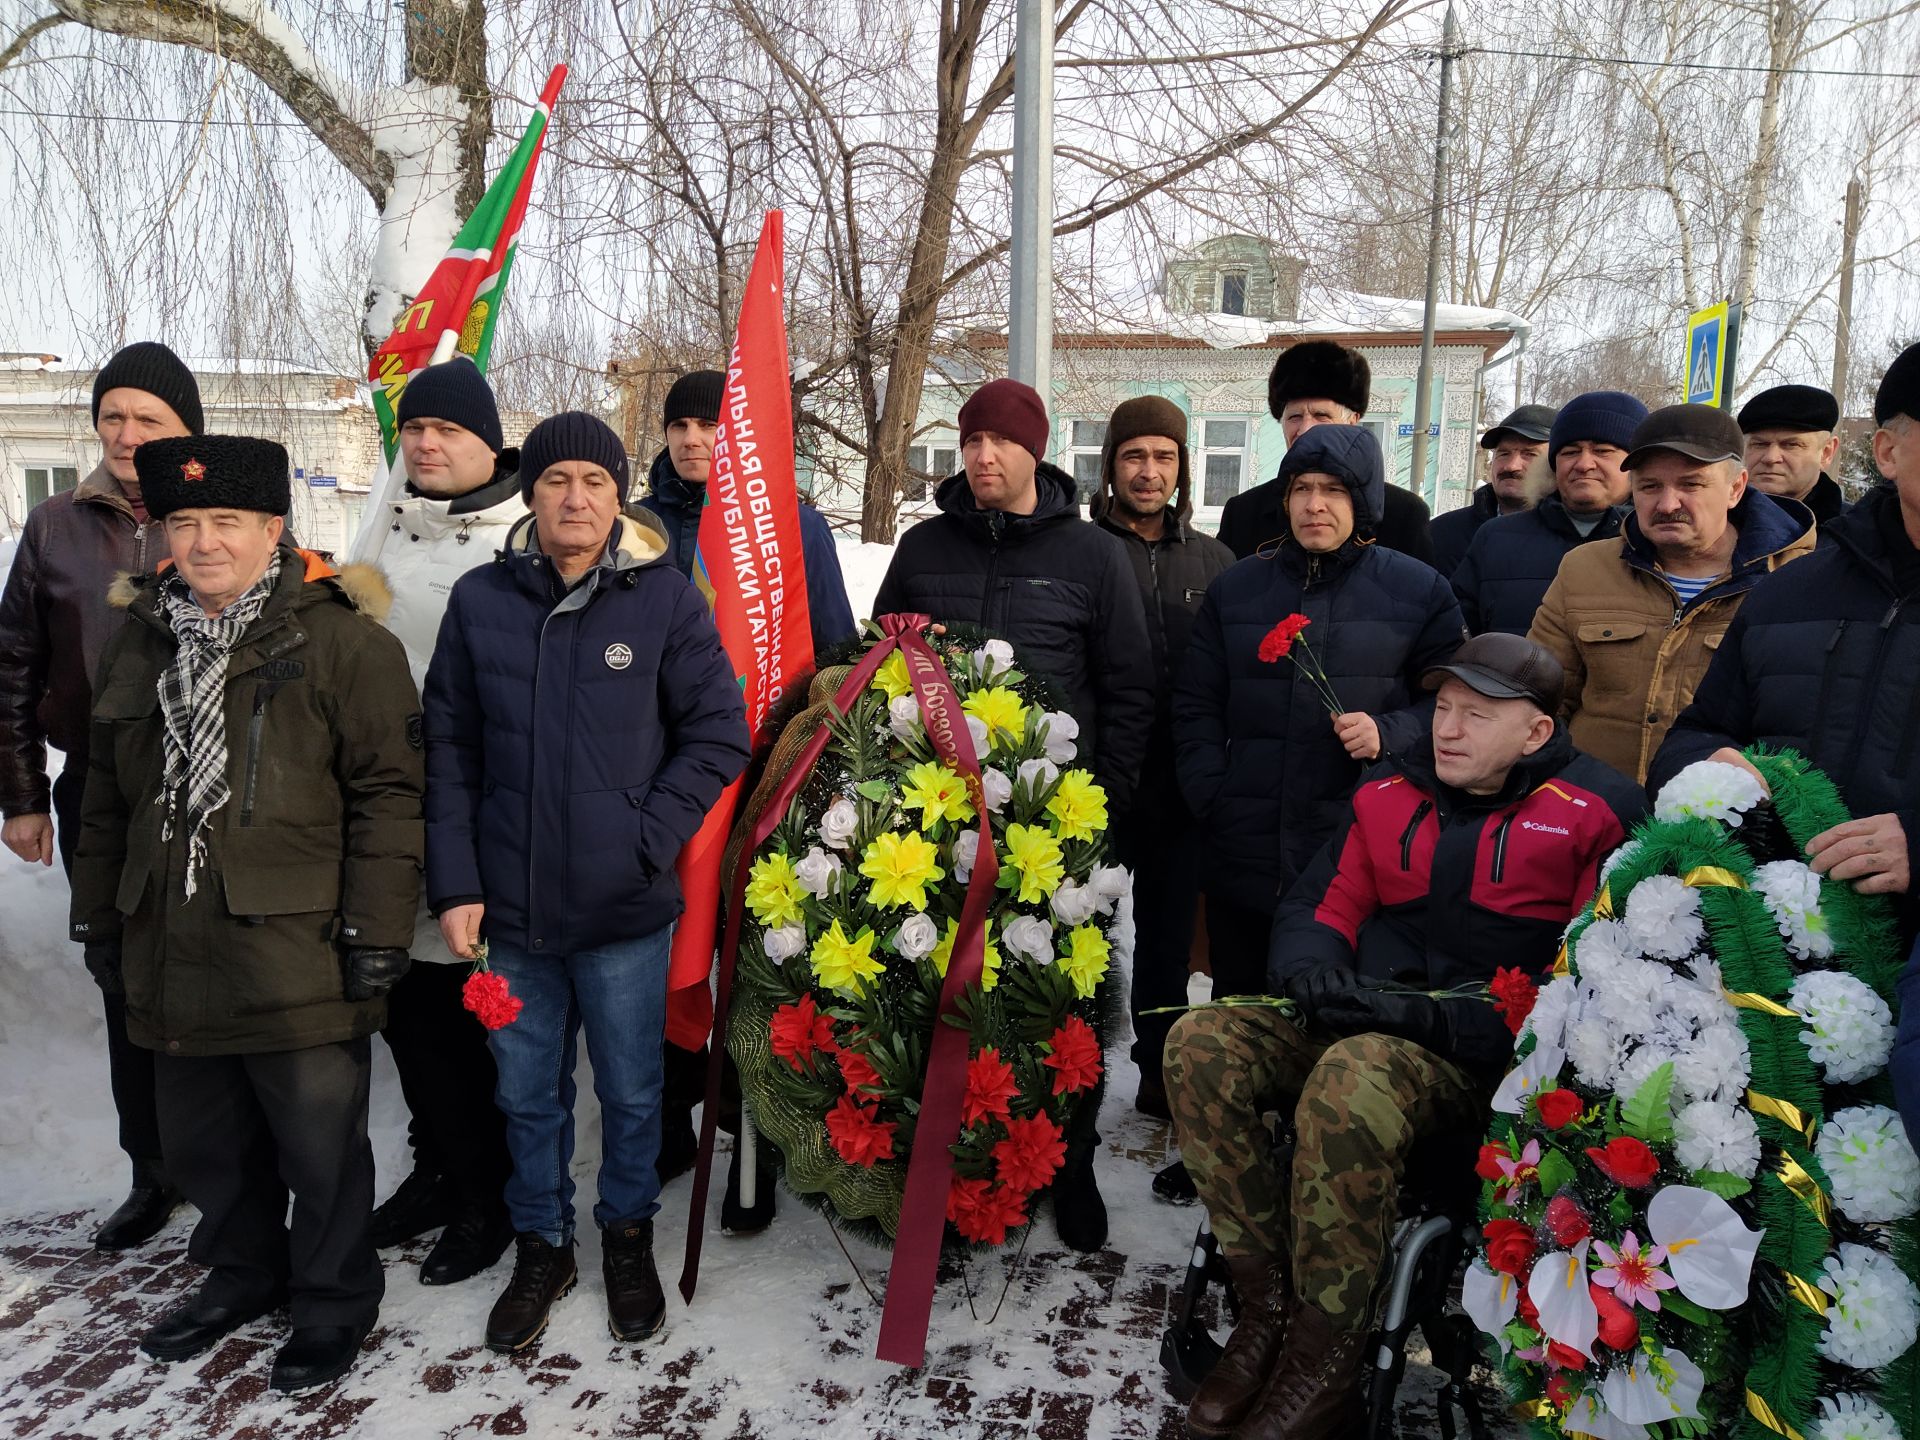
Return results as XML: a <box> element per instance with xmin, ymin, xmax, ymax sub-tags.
<box><xmin>83</xmin><ymin>939</ymin><xmax>123</xmax><ymax>996</ymax></box>
<box><xmin>1278</xmin><ymin>961</ymin><xmax>1358</xmax><ymax>1019</ymax></box>
<box><xmin>1315</xmin><ymin>986</ymin><xmax>1452</xmax><ymax>1052</ymax></box>
<box><xmin>344</xmin><ymin>947</ymin><xmax>412</xmax><ymax>1002</ymax></box>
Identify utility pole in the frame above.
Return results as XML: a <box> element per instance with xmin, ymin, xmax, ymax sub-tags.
<box><xmin>1408</xmin><ymin>2</ymin><xmax>1459</xmax><ymax>505</ymax></box>
<box><xmin>1832</xmin><ymin>176</ymin><xmax>1862</xmax><ymax>409</ymax></box>
<box><xmin>1008</xmin><ymin>0</ymin><xmax>1054</xmax><ymax>398</ymax></box>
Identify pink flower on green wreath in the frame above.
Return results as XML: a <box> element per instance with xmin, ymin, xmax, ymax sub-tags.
<box><xmin>1591</xmin><ymin>1230</ymin><xmax>1676</xmax><ymax>1311</ymax></box>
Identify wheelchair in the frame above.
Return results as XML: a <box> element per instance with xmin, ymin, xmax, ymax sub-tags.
<box><xmin>1158</xmin><ymin>1131</ymin><xmax>1496</xmax><ymax>1440</ymax></box>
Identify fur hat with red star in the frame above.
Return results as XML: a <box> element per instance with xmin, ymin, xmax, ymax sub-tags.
<box><xmin>135</xmin><ymin>435</ymin><xmax>292</xmax><ymax>519</ymax></box>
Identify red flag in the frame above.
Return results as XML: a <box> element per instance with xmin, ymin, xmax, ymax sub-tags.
<box><xmin>666</xmin><ymin>211</ymin><xmax>814</xmax><ymax>1048</ymax></box>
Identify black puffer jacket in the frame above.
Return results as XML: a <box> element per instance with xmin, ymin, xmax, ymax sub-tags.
<box><xmin>1452</xmin><ymin>494</ymin><xmax>1627</xmax><ymax>636</ymax></box>
<box><xmin>872</xmin><ymin>463</ymin><xmax>1156</xmax><ymax>810</ymax></box>
<box><xmin>1173</xmin><ymin>426</ymin><xmax>1467</xmax><ymax>912</ymax></box>
<box><xmin>1430</xmin><ymin>483</ymin><xmax>1501</xmax><ymax>578</ymax></box>
<box><xmin>1217</xmin><ymin>470</ymin><xmax>1435</xmax><ymax>565</ymax></box>
<box><xmin>1652</xmin><ymin>485</ymin><xmax>1920</xmax><ymax>915</ymax></box>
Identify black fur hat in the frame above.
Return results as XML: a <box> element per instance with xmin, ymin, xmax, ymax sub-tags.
<box><xmin>136</xmin><ymin>436</ymin><xmax>291</xmax><ymax>518</ymax></box>
<box><xmin>1267</xmin><ymin>340</ymin><xmax>1371</xmax><ymax>419</ymax></box>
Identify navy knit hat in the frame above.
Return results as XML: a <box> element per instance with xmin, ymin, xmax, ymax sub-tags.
<box><xmin>136</xmin><ymin>435</ymin><xmax>290</xmax><ymax>519</ymax></box>
<box><xmin>396</xmin><ymin>357</ymin><xmax>504</xmax><ymax>453</ymax></box>
<box><xmin>663</xmin><ymin>370</ymin><xmax>724</xmax><ymax>430</ymax></box>
<box><xmin>1548</xmin><ymin>390</ymin><xmax>1649</xmax><ymax>464</ymax></box>
<box><xmin>519</xmin><ymin>411</ymin><xmax>632</xmax><ymax>502</ymax></box>
<box><xmin>92</xmin><ymin>341</ymin><xmax>204</xmax><ymax>435</ymax></box>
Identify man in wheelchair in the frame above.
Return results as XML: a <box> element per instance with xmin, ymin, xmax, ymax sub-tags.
<box><xmin>1164</xmin><ymin>633</ymin><xmax>1647</xmax><ymax>1440</ymax></box>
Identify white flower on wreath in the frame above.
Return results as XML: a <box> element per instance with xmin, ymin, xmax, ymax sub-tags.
<box><xmin>888</xmin><ymin>694</ymin><xmax>924</xmax><ymax>742</ymax></box>
<box><xmin>1809</xmin><ymin>1393</ymin><xmax>1904</xmax><ymax>1440</ymax></box>
<box><xmin>1599</xmin><ymin>838</ymin><xmax>1643</xmax><ymax>884</ymax></box>
<box><xmin>1653</xmin><ymin>758</ymin><xmax>1769</xmax><ymax>827</ymax></box>
<box><xmin>1817</xmin><ymin>1105</ymin><xmax>1920</xmax><ymax>1224</ymax></box>
<box><xmin>1610</xmin><ymin>1042</ymin><xmax>1679</xmax><ymax>1103</ymax></box>
<box><xmin>1672</xmin><ymin>1099</ymin><xmax>1762</xmax><ymax>1179</ymax></box>
<box><xmin>980</xmin><ymin>768</ymin><xmax>1013</xmax><ymax>814</ymax></box>
<box><xmin>1039</xmin><ymin>710</ymin><xmax>1080</xmax><ymax>765</ymax></box>
<box><xmin>967</xmin><ymin>714</ymin><xmax>992</xmax><ymax>759</ymax></box>
<box><xmin>818</xmin><ymin>797</ymin><xmax>859</xmax><ymax>851</ymax></box>
<box><xmin>1088</xmin><ymin>864</ymin><xmax>1131</xmax><ymax>914</ymax></box>
<box><xmin>1819</xmin><ymin>1242</ymin><xmax>1920</xmax><ymax>1369</ymax></box>
<box><xmin>1789</xmin><ymin>971</ymin><xmax>1895</xmax><ymax>1085</ymax></box>
<box><xmin>973</xmin><ymin>638</ymin><xmax>1014</xmax><ymax>682</ymax></box>
<box><xmin>793</xmin><ymin>845</ymin><xmax>843</xmax><ymax>898</ymax></box>
<box><xmin>895</xmin><ymin>911</ymin><xmax>940</xmax><ymax>961</ymax></box>
<box><xmin>1521</xmin><ymin>974</ymin><xmax>1577</xmax><ymax>1051</ymax></box>
<box><xmin>1001</xmin><ymin>914</ymin><xmax>1055</xmax><ymax>966</ymax></box>
<box><xmin>1049</xmin><ymin>878</ymin><xmax>1100</xmax><ymax>928</ymax></box>
<box><xmin>1572</xmin><ymin>918</ymin><xmax>1637</xmax><ymax>980</ymax></box>
<box><xmin>1671</xmin><ymin>1020</ymin><xmax>1751</xmax><ymax>1105</ymax></box>
<box><xmin>1017</xmin><ymin>757</ymin><xmax>1060</xmax><ymax>793</ymax></box>
<box><xmin>1753</xmin><ymin>859</ymin><xmax>1835</xmax><ymax>960</ymax></box>
<box><xmin>1567</xmin><ymin>1010</ymin><xmax>1629</xmax><ymax>1093</ymax></box>
<box><xmin>762</xmin><ymin>924</ymin><xmax>807</xmax><ymax>964</ymax></box>
<box><xmin>952</xmin><ymin>829</ymin><xmax>980</xmax><ymax>884</ymax></box>
<box><xmin>1623</xmin><ymin>875</ymin><xmax>1706</xmax><ymax>961</ymax></box>
<box><xmin>1593</xmin><ymin>955</ymin><xmax>1682</xmax><ymax>1034</ymax></box>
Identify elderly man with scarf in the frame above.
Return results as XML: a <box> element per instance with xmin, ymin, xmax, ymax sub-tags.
<box><xmin>70</xmin><ymin>436</ymin><xmax>424</xmax><ymax>1393</ymax></box>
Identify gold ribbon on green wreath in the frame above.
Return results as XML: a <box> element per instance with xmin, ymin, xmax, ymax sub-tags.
<box><xmin>1773</xmin><ymin>1150</ymin><xmax>1832</xmax><ymax>1227</ymax></box>
<box><xmin>1780</xmin><ymin>1267</ymin><xmax>1829</xmax><ymax>1315</ymax></box>
<box><xmin>1745</xmin><ymin>1388</ymin><xmax>1806</xmax><ymax>1440</ymax></box>
<box><xmin>1682</xmin><ymin>865</ymin><xmax>1747</xmax><ymax>890</ymax></box>
<box><xmin>1748</xmin><ymin>1090</ymin><xmax>1819</xmax><ymax>1145</ymax></box>
<box><xmin>1724</xmin><ymin>989</ymin><xmax>1800</xmax><ymax>1018</ymax></box>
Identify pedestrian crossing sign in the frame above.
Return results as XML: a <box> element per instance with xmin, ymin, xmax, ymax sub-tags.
<box><xmin>1684</xmin><ymin>302</ymin><xmax>1739</xmax><ymax>409</ymax></box>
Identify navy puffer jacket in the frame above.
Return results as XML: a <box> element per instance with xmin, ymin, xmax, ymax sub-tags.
<box><xmin>423</xmin><ymin>510</ymin><xmax>751</xmax><ymax>954</ymax></box>
<box><xmin>1452</xmin><ymin>494</ymin><xmax>1627</xmax><ymax>635</ymax></box>
<box><xmin>1173</xmin><ymin>426</ymin><xmax>1467</xmax><ymax>912</ymax></box>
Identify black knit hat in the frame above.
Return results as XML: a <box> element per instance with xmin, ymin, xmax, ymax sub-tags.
<box><xmin>92</xmin><ymin>341</ymin><xmax>204</xmax><ymax>435</ymax></box>
<box><xmin>396</xmin><ymin>357</ymin><xmax>503</xmax><ymax>452</ymax></box>
<box><xmin>1876</xmin><ymin>343</ymin><xmax>1920</xmax><ymax>426</ymax></box>
<box><xmin>135</xmin><ymin>435</ymin><xmax>290</xmax><ymax>519</ymax></box>
<box><xmin>520</xmin><ymin>411</ymin><xmax>632</xmax><ymax>502</ymax></box>
<box><xmin>664</xmin><ymin>370</ymin><xmax>724</xmax><ymax>430</ymax></box>
<box><xmin>1268</xmin><ymin>340</ymin><xmax>1370</xmax><ymax>418</ymax></box>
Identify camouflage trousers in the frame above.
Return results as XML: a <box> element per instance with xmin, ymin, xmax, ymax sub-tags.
<box><xmin>1164</xmin><ymin>1005</ymin><xmax>1487</xmax><ymax>1328</ymax></box>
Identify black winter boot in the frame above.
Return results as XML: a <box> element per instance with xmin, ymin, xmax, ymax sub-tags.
<box><xmin>1051</xmin><ymin>1135</ymin><xmax>1108</xmax><ymax>1253</ymax></box>
<box><xmin>485</xmin><ymin>1234</ymin><xmax>577</xmax><ymax>1352</ymax></box>
<box><xmin>420</xmin><ymin>1200</ymin><xmax>515</xmax><ymax>1286</ymax></box>
<box><xmin>368</xmin><ymin>1167</ymin><xmax>452</xmax><ymax>1248</ymax></box>
<box><xmin>720</xmin><ymin>1135</ymin><xmax>779</xmax><ymax>1235</ymax></box>
<box><xmin>602</xmin><ymin>1220</ymin><xmax>666</xmax><ymax>1342</ymax></box>
<box><xmin>95</xmin><ymin>1157</ymin><xmax>181</xmax><ymax>1251</ymax></box>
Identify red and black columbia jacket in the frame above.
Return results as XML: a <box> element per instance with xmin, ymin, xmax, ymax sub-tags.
<box><xmin>1267</xmin><ymin>727</ymin><xmax>1647</xmax><ymax>1067</ymax></box>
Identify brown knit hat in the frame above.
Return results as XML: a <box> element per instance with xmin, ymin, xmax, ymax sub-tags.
<box><xmin>1093</xmin><ymin>396</ymin><xmax>1191</xmax><ymax>522</ymax></box>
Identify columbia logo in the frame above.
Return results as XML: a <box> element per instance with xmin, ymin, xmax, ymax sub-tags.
<box><xmin>1521</xmin><ymin>820</ymin><xmax>1571</xmax><ymax>836</ymax></box>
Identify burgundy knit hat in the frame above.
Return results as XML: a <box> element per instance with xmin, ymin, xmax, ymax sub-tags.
<box><xmin>957</xmin><ymin>379</ymin><xmax>1050</xmax><ymax>460</ymax></box>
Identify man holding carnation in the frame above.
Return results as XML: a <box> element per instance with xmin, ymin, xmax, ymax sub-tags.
<box><xmin>424</xmin><ymin>412</ymin><xmax>749</xmax><ymax>1351</ymax></box>
<box><xmin>1164</xmin><ymin>633</ymin><xmax>1645</xmax><ymax>1440</ymax></box>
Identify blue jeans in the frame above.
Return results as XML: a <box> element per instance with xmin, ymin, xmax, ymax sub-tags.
<box><xmin>484</xmin><ymin>926</ymin><xmax>673</xmax><ymax>1245</ymax></box>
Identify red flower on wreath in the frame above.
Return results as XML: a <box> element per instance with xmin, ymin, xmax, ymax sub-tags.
<box><xmin>1585</xmin><ymin>1135</ymin><xmax>1660</xmax><ymax>1189</ymax></box>
<box><xmin>948</xmin><ymin>1175</ymin><xmax>1029</xmax><ymax>1245</ymax></box>
<box><xmin>769</xmin><ymin>994</ymin><xmax>835</xmax><ymax>1072</ymax></box>
<box><xmin>837</xmin><ymin>1046</ymin><xmax>884</xmax><ymax>1098</ymax></box>
<box><xmin>462</xmin><ymin>969</ymin><xmax>522</xmax><ymax>1030</ymax></box>
<box><xmin>1482</xmin><ymin>1218</ymin><xmax>1536</xmax><ymax>1277</ymax></box>
<box><xmin>825</xmin><ymin>1096</ymin><xmax>897</xmax><ymax>1167</ymax></box>
<box><xmin>1041</xmin><ymin>1016</ymin><xmax>1103</xmax><ymax>1096</ymax></box>
<box><xmin>992</xmin><ymin>1112</ymin><xmax>1066</xmax><ymax>1194</ymax></box>
<box><xmin>1258</xmin><ymin>613</ymin><xmax>1312</xmax><ymax>663</ymax></box>
<box><xmin>1590</xmin><ymin>1281</ymin><xmax>1639</xmax><ymax>1351</ymax></box>
<box><xmin>1545</xmin><ymin>1370</ymin><xmax>1580</xmax><ymax>1407</ymax></box>
<box><xmin>1474</xmin><ymin>1141</ymin><xmax>1511</xmax><ymax>1182</ymax></box>
<box><xmin>1543</xmin><ymin>1193</ymin><xmax>1591</xmax><ymax>1246</ymax></box>
<box><xmin>1535</xmin><ymin>1088</ymin><xmax>1583</xmax><ymax>1130</ymax></box>
<box><xmin>963</xmin><ymin>1048</ymin><xmax>1020</xmax><ymax>1127</ymax></box>
<box><xmin>1489</xmin><ymin>966</ymin><xmax>1539</xmax><ymax>1035</ymax></box>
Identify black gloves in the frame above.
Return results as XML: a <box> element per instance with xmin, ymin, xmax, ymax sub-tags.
<box><xmin>1279</xmin><ymin>961</ymin><xmax>1357</xmax><ymax>1019</ymax></box>
<box><xmin>344</xmin><ymin>947</ymin><xmax>412</xmax><ymax>1003</ymax></box>
<box><xmin>83</xmin><ymin>939</ymin><xmax>123</xmax><ymax>995</ymax></box>
<box><xmin>1315</xmin><ymin>986</ymin><xmax>1453</xmax><ymax>1051</ymax></box>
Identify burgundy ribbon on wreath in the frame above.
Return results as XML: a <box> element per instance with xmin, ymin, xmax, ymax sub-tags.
<box><xmin>679</xmin><ymin>613</ymin><xmax>1001</xmax><ymax>1369</ymax></box>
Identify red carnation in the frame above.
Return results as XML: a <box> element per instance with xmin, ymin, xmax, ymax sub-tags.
<box><xmin>1489</xmin><ymin>966</ymin><xmax>1539</xmax><ymax>1035</ymax></box>
<box><xmin>825</xmin><ymin>1096</ymin><xmax>897</xmax><ymax>1168</ymax></box>
<box><xmin>1257</xmin><ymin>613</ymin><xmax>1312</xmax><ymax>664</ymax></box>
<box><xmin>1590</xmin><ymin>1282</ymin><xmax>1639</xmax><ymax>1351</ymax></box>
<box><xmin>963</xmin><ymin>1048</ymin><xmax>1020</xmax><ymax>1127</ymax></box>
<box><xmin>1482</xmin><ymin>1218</ymin><xmax>1537</xmax><ymax>1278</ymax></box>
<box><xmin>993</xmin><ymin>1112</ymin><xmax>1066</xmax><ymax>1194</ymax></box>
<box><xmin>838</xmin><ymin>1046</ymin><xmax>883</xmax><ymax>1098</ymax></box>
<box><xmin>769</xmin><ymin>994</ymin><xmax>835</xmax><ymax>1072</ymax></box>
<box><xmin>1041</xmin><ymin>1016</ymin><xmax>1103</xmax><ymax>1097</ymax></box>
<box><xmin>1535</xmin><ymin>1088</ymin><xmax>1583</xmax><ymax>1131</ymax></box>
<box><xmin>1543</xmin><ymin>1193</ymin><xmax>1591</xmax><ymax>1246</ymax></box>
<box><xmin>949</xmin><ymin>1177</ymin><xmax>1028</xmax><ymax>1246</ymax></box>
<box><xmin>1474</xmin><ymin>1141</ymin><xmax>1511</xmax><ymax>1182</ymax></box>
<box><xmin>948</xmin><ymin>1174</ymin><xmax>992</xmax><ymax>1231</ymax></box>
<box><xmin>1585</xmin><ymin>1135</ymin><xmax>1660</xmax><ymax>1189</ymax></box>
<box><xmin>462</xmin><ymin>969</ymin><xmax>522</xmax><ymax>1030</ymax></box>
<box><xmin>975</xmin><ymin>1183</ymin><xmax>1029</xmax><ymax>1245</ymax></box>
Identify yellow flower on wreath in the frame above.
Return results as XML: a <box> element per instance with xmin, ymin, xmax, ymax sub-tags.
<box><xmin>859</xmin><ymin>830</ymin><xmax>946</xmax><ymax>910</ymax></box>
<box><xmin>1003</xmin><ymin>822</ymin><xmax>1065</xmax><ymax>903</ymax></box>
<box><xmin>744</xmin><ymin>850</ymin><xmax>807</xmax><ymax>928</ymax></box>
<box><xmin>900</xmin><ymin>759</ymin><xmax>977</xmax><ymax>830</ymax></box>
<box><xmin>1046</xmin><ymin>769</ymin><xmax>1109</xmax><ymax>843</ymax></box>
<box><xmin>811</xmin><ymin>919</ymin><xmax>886</xmax><ymax>995</ymax></box>
<box><xmin>870</xmin><ymin>650</ymin><xmax>913</xmax><ymax>702</ymax></box>
<box><xmin>1058</xmin><ymin>924</ymin><xmax>1111</xmax><ymax>999</ymax></box>
<box><xmin>962</xmin><ymin>686</ymin><xmax>1028</xmax><ymax>749</ymax></box>
<box><xmin>931</xmin><ymin>916</ymin><xmax>1002</xmax><ymax>992</ymax></box>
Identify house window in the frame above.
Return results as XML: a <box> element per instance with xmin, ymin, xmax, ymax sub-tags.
<box><xmin>905</xmin><ymin>442</ymin><xmax>957</xmax><ymax>502</ymax></box>
<box><xmin>1066</xmin><ymin>420</ymin><xmax>1108</xmax><ymax>503</ymax></box>
<box><xmin>1198</xmin><ymin>419</ymin><xmax>1249</xmax><ymax>507</ymax></box>
<box><xmin>24</xmin><ymin>465</ymin><xmax>78</xmax><ymax>509</ymax></box>
<box><xmin>1220</xmin><ymin>270</ymin><xmax>1248</xmax><ymax>316</ymax></box>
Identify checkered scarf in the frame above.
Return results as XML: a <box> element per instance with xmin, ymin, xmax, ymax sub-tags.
<box><xmin>155</xmin><ymin>554</ymin><xmax>283</xmax><ymax>898</ymax></box>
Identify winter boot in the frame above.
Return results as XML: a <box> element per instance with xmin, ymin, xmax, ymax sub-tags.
<box><xmin>601</xmin><ymin>1220</ymin><xmax>666</xmax><ymax>1342</ymax></box>
<box><xmin>95</xmin><ymin>1157</ymin><xmax>182</xmax><ymax>1251</ymax></box>
<box><xmin>1152</xmin><ymin>1158</ymin><xmax>1199</xmax><ymax>1205</ymax></box>
<box><xmin>368</xmin><ymin>1167</ymin><xmax>452</xmax><ymax>1248</ymax></box>
<box><xmin>1185</xmin><ymin>1254</ymin><xmax>1291</xmax><ymax>1438</ymax></box>
<box><xmin>269</xmin><ymin>1318</ymin><xmax>374</xmax><ymax>1394</ymax></box>
<box><xmin>419</xmin><ymin>1199</ymin><xmax>515</xmax><ymax>1286</ymax></box>
<box><xmin>1051</xmin><ymin>1134</ymin><xmax>1108</xmax><ymax>1253</ymax></box>
<box><xmin>485</xmin><ymin>1234</ymin><xmax>578</xmax><ymax>1352</ymax></box>
<box><xmin>140</xmin><ymin>1281</ymin><xmax>287</xmax><ymax>1362</ymax></box>
<box><xmin>656</xmin><ymin>1043</ymin><xmax>705</xmax><ymax>1186</ymax></box>
<box><xmin>1232</xmin><ymin>1298</ymin><xmax>1368</xmax><ymax>1440</ymax></box>
<box><xmin>720</xmin><ymin>1134</ymin><xmax>779</xmax><ymax>1235</ymax></box>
